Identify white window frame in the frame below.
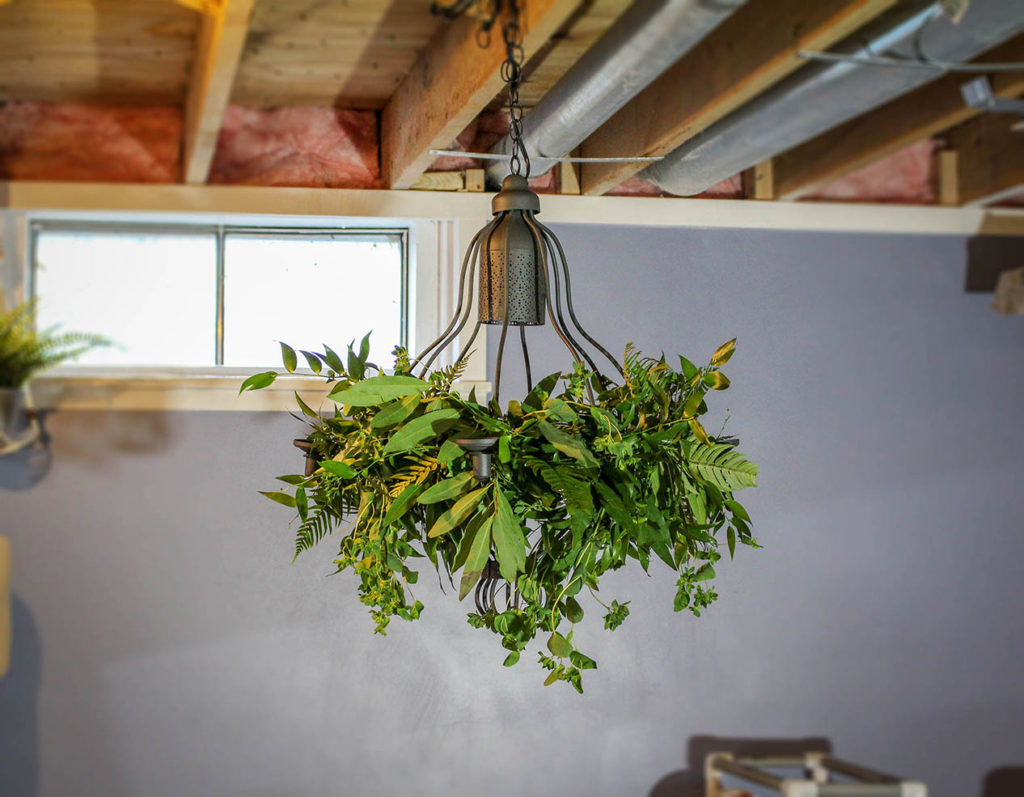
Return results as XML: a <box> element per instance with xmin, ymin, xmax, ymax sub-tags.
<box><xmin>1</xmin><ymin>209</ymin><xmax>488</xmax><ymax>411</ymax></box>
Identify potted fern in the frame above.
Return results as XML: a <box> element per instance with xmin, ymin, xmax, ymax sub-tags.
<box><xmin>0</xmin><ymin>296</ymin><xmax>108</xmax><ymax>450</ymax></box>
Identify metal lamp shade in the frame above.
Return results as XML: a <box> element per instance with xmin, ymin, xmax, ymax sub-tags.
<box><xmin>478</xmin><ymin>210</ymin><xmax>544</xmax><ymax>326</ymax></box>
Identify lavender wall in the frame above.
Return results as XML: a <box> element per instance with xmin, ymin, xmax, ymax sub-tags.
<box><xmin>2</xmin><ymin>225</ymin><xmax>1022</xmax><ymax>797</ymax></box>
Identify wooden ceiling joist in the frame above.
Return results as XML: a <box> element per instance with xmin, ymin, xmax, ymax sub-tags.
<box><xmin>771</xmin><ymin>35</ymin><xmax>1024</xmax><ymax>200</ymax></box>
<box><xmin>576</xmin><ymin>0</ymin><xmax>902</xmax><ymax>196</ymax></box>
<box><xmin>182</xmin><ymin>0</ymin><xmax>254</xmax><ymax>184</ymax></box>
<box><xmin>380</xmin><ymin>0</ymin><xmax>582</xmax><ymax>190</ymax></box>
<box><xmin>945</xmin><ymin>111</ymin><xmax>1024</xmax><ymax>206</ymax></box>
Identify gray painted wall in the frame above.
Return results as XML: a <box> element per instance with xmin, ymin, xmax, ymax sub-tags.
<box><xmin>1</xmin><ymin>225</ymin><xmax>1022</xmax><ymax>797</ymax></box>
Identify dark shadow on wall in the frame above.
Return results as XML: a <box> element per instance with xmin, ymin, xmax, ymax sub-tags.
<box><xmin>983</xmin><ymin>767</ymin><xmax>1024</xmax><ymax>797</ymax></box>
<box><xmin>964</xmin><ymin>236</ymin><xmax>1024</xmax><ymax>293</ymax></box>
<box><xmin>0</xmin><ymin>597</ymin><xmax>41</xmax><ymax>797</ymax></box>
<box><xmin>0</xmin><ymin>439</ymin><xmax>52</xmax><ymax>492</ymax></box>
<box><xmin>650</xmin><ymin>735</ymin><xmax>832</xmax><ymax>797</ymax></box>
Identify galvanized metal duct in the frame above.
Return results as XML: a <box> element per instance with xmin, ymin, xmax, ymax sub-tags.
<box><xmin>643</xmin><ymin>0</ymin><xmax>1024</xmax><ymax>196</ymax></box>
<box><xmin>486</xmin><ymin>0</ymin><xmax>748</xmax><ymax>184</ymax></box>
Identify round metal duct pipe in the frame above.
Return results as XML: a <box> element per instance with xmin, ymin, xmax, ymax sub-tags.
<box><xmin>643</xmin><ymin>0</ymin><xmax>1024</xmax><ymax>196</ymax></box>
<box><xmin>486</xmin><ymin>0</ymin><xmax>748</xmax><ymax>184</ymax></box>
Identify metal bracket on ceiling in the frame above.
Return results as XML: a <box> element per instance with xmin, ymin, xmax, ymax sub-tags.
<box><xmin>961</xmin><ymin>76</ymin><xmax>1024</xmax><ymax>131</ymax></box>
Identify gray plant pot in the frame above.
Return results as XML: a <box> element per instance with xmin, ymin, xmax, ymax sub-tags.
<box><xmin>0</xmin><ymin>387</ymin><xmax>32</xmax><ymax>447</ymax></box>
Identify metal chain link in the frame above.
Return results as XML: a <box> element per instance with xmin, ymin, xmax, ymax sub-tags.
<box><xmin>500</xmin><ymin>0</ymin><xmax>530</xmax><ymax>178</ymax></box>
<box><xmin>431</xmin><ymin>0</ymin><xmax>530</xmax><ymax>178</ymax></box>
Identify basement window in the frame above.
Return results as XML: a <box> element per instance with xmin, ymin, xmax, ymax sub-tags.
<box><xmin>29</xmin><ymin>221</ymin><xmax>409</xmax><ymax>370</ymax></box>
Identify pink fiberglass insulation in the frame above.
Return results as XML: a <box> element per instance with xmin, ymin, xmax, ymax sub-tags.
<box><xmin>209</xmin><ymin>106</ymin><xmax>380</xmax><ymax>188</ymax></box>
<box><xmin>808</xmin><ymin>139</ymin><xmax>939</xmax><ymax>203</ymax></box>
<box><xmin>0</xmin><ymin>102</ymin><xmax>181</xmax><ymax>182</ymax></box>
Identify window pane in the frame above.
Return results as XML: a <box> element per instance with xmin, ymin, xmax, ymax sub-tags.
<box><xmin>223</xmin><ymin>234</ymin><xmax>404</xmax><ymax>368</ymax></box>
<box><xmin>33</xmin><ymin>229</ymin><xmax>218</xmax><ymax>367</ymax></box>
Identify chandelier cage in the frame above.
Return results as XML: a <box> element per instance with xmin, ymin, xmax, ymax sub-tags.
<box><xmin>411</xmin><ymin>176</ymin><xmax>624</xmax><ymax>403</ymax></box>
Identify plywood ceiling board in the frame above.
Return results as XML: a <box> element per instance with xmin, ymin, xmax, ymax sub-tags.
<box><xmin>232</xmin><ymin>0</ymin><xmax>444</xmax><ymax>108</ymax></box>
<box><xmin>0</xmin><ymin>0</ymin><xmax>198</xmax><ymax>104</ymax></box>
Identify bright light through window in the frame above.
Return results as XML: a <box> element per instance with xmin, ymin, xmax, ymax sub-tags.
<box><xmin>34</xmin><ymin>229</ymin><xmax>217</xmax><ymax>367</ymax></box>
<box><xmin>223</xmin><ymin>233</ymin><xmax>404</xmax><ymax>368</ymax></box>
<box><xmin>30</xmin><ymin>223</ymin><xmax>407</xmax><ymax>371</ymax></box>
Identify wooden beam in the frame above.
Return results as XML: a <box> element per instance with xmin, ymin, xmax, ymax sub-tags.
<box><xmin>182</xmin><ymin>0</ymin><xmax>254</xmax><ymax>184</ymax></box>
<box><xmin>578</xmin><ymin>0</ymin><xmax>901</xmax><ymax>196</ymax></box>
<box><xmin>464</xmin><ymin>168</ymin><xmax>486</xmax><ymax>192</ymax></box>
<box><xmin>410</xmin><ymin>172</ymin><xmax>466</xmax><ymax>191</ymax></box>
<box><xmin>744</xmin><ymin>159</ymin><xmax>775</xmax><ymax>200</ymax></box>
<box><xmin>938</xmin><ymin>150</ymin><xmax>960</xmax><ymax>206</ymax></box>
<box><xmin>380</xmin><ymin>0</ymin><xmax>581</xmax><ymax>190</ymax></box>
<box><xmin>947</xmin><ymin>112</ymin><xmax>1024</xmax><ymax>206</ymax></box>
<box><xmin>559</xmin><ymin>148</ymin><xmax>581</xmax><ymax>194</ymax></box>
<box><xmin>772</xmin><ymin>35</ymin><xmax>1024</xmax><ymax>199</ymax></box>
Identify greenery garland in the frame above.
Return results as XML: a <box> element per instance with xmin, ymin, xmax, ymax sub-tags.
<box><xmin>244</xmin><ymin>334</ymin><xmax>759</xmax><ymax>692</ymax></box>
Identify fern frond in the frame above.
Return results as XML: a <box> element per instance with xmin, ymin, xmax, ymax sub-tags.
<box><xmin>294</xmin><ymin>509</ymin><xmax>335</xmax><ymax>561</ymax></box>
<box><xmin>387</xmin><ymin>455</ymin><xmax>438</xmax><ymax>497</ymax></box>
<box><xmin>686</xmin><ymin>443</ymin><xmax>758</xmax><ymax>492</ymax></box>
<box><xmin>0</xmin><ymin>296</ymin><xmax>110</xmax><ymax>388</ymax></box>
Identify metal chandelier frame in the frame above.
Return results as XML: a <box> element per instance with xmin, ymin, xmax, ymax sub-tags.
<box><xmin>411</xmin><ymin>176</ymin><xmax>623</xmax><ymax>403</ymax></box>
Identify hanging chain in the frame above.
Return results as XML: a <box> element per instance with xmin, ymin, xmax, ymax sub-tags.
<box><xmin>499</xmin><ymin>0</ymin><xmax>530</xmax><ymax>178</ymax></box>
<box><xmin>433</xmin><ymin>1</ymin><xmax>530</xmax><ymax>178</ymax></box>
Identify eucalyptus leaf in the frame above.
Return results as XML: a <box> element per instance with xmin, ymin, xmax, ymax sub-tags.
<box><xmin>383</xmin><ymin>408</ymin><xmax>461</xmax><ymax>454</ymax></box>
<box><xmin>239</xmin><ymin>371</ymin><xmax>276</xmax><ymax>394</ymax></box>
<box><xmin>330</xmin><ymin>374</ymin><xmax>429</xmax><ymax>406</ymax></box>
<box><xmin>492</xmin><ymin>487</ymin><xmax>527</xmax><ymax>580</ymax></box>
<box><xmin>300</xmin><ymin>350</ymin><xmax>323</xmax><ymax>374</ymax></box>
<box><xmin>320</xmin><ymin>460</ymin><xmax>356</xmax><ymax>478</ymax></box>
<box><xmin>322</xmin><ymin>345</ymin><xmax>345</xmax><ymax>374</ymax></box>
<box><xmin>280</xmin><ymin>342</ymin><xmax>298</xmax><ymax>373</ymax></box>
<box><xmin>710</xmin><ymin>338</ymin><xmax>736</xmax><ymax>366</ymax></box>
<box><xmin>370</xmin><ymin>393</ymin><xmax>421</xmax><ymax>430</ymax></box>
<box><xmin>536</xmin><ymin>420</ymin><xmax>598</xmax><ymax>469</ymax></box>
<box><xmin>458</xmin><ymin>515</ymin><xmax>493</xmax><ymax>600</ymax></box>
<box><xmin>294</xmin><ymin>392</ymin><xmax>318</xmax><ymax>418</ymax></box>
<box><xmin>418</xmin><ymin>472</ymin><xmax>474</xmax><ymax>504</ymax></box>
<box><xmin>427</xmin><ymin>486</ymin><xmax>489</xmax><ymax>538</ymax></box>
<box><xmin>703</xmin><ymin>371</ymin><xmax>730</xmax><ymax>390</ymax></box>
<box><xmin>259</xmin><ymin>490</ymin><xmax>296</xmax><ymax>508</ymax></box>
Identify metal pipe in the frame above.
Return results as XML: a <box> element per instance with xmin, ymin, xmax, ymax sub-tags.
<box><xmin>486</xmin><ymin>0</ymin><xmax>748</xmax><ymax>184</ymax></box>
<box><xmin>644</xmin><ymin>0</ymin><xmax>1024</xmax><ymax>196</ymax></box>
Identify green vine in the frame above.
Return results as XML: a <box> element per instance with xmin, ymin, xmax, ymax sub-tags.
<box><xmin>245</xmin><ymin>334</ymin><xmax>759</xmax><ymax>692</ymax></box>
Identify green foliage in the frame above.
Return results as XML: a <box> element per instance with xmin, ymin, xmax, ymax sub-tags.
<box><xmin>248</xmin><ymin>334</ymin><xmax>759</xmax><ymax>691</ymax></box>
<box><xmin>0</xmin><ymin>296</ymin><xmax>109</xmax><ymax>388</ymax></box>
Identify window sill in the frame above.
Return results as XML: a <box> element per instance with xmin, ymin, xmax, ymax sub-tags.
<box><xmin>29</xmin><ymin>372</ymin><xmax>492</xmax><ymax>412</ymax></box>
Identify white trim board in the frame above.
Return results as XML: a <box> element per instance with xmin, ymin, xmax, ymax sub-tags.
<box><xmin>29</xmin><ymin>375</ymin><xmax>493</xmax><ymax>413</ymax></box>
<box><xmin>4</xmin><ymin>181</ymin><xmax>1024</xmax><ymax>237</ymax></box>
